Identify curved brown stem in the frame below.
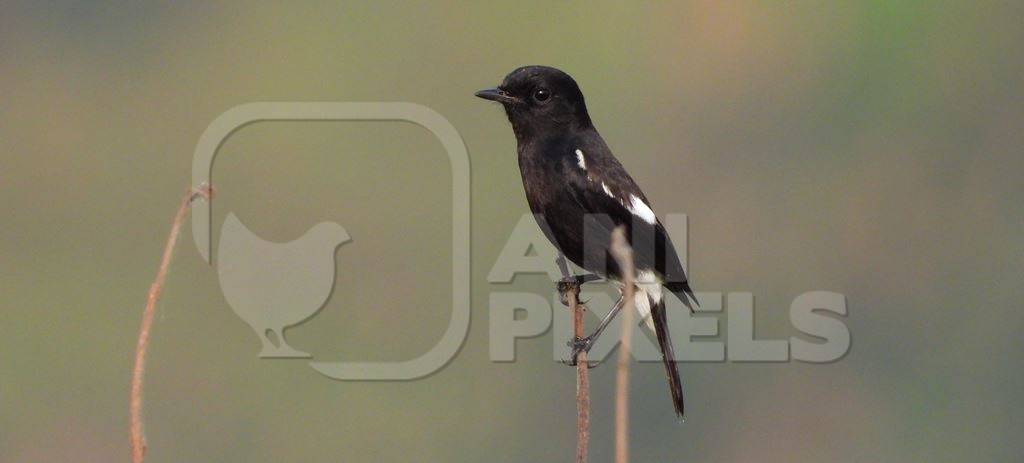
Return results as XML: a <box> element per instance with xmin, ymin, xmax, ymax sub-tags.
<box><xmin>130</xmin><ymin>185</ymin><xmax>212</xmax><ymax>463</ymax></box>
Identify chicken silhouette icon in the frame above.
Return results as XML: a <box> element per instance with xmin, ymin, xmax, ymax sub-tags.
<box><xmin>217</xmin><ymin>212</ymin><xmax>350</xmax><ymax>358</ymax></box>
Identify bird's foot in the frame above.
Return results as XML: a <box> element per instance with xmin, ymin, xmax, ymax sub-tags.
<box><xmin>556</xmin><ymin>278</ymin><xmax>579</xmax><ymax>307</ymax></box>
<box><xmin>557</xmin><ymin>274</ymin><xmax>601</xmax><ymax>306</ymax></box>
<box><xmin>562</xmin><ymin>336</ymin><xmax>599</xmax><ymax>368</ymax></box>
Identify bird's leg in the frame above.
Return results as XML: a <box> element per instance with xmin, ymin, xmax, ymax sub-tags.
<box><xmin>566</xmin><ymin>295</ymin><xmax>625</xmax><ymax>364</ymax></box>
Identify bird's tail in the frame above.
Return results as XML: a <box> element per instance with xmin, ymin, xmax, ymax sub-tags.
<box><xmin>666</xmin><ymin>280</ymin><xmax>699</xmax><ymax>313</ymax></box>
<box><xmin>651</xmin><ymin>296</ymin><xmax>685</xmax><ymax>418</ymax></box>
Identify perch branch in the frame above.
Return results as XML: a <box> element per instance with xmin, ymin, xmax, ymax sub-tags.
<box><xmin>130</xmin><ymin>184</ymin><xmax>212</xmax><ymax>463</ymax></box>
<box><xmin>610</xmin><ymin>227</ymin><xmax>635</xmax><ymax>463</ymax></box>
<box><xmin>556</xmin><ymin>253</ymin><xmax>589</xmax><ymax>463</ymax></box>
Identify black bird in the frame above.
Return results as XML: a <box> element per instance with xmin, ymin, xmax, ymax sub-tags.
<box><xmin>476</xmin><ymin>65</ymin><xmax>697</xmax><ymax>417</ymax></box>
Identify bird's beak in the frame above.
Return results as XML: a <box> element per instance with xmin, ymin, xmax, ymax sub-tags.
<box><xmin>475</xmin><ymin>87</ymin><xmax>517</xmax><ymax>104</ymax></box>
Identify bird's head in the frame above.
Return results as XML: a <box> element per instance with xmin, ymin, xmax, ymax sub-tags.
<box><xmin>475</xmin><ymin>65</ymin><xmax>592</xmax><ymax>140</ymax></box>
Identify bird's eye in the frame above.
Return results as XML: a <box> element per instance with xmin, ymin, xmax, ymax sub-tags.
<box><xmin>533</xmin><ymin>88</ymin><xmax>551</xmax><ymax>102</ymax></box>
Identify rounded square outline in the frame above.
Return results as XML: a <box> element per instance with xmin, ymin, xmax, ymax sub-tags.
<box><xmin>192</xmin><ymin>102</ymin><xmax>470</xmax><ymax>380</ymax></box>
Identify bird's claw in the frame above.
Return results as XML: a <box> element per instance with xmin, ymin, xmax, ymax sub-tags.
<box><xmin>557</xmin><ymin>278</ymin><xmax>578</xmax><ymax>307</ymax></box>
<box><xmin>561</xmin><ymin>336</ymin><xmax>597</xmax><ymax>367</ymax></box>
<box><xmin>556</xmin><ymin>274</ymin><xmax>600</xmax><ymax>306</ymax></box>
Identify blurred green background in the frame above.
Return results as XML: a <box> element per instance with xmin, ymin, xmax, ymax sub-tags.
<box><xmin>2</xmin><ymin>1</ymin><xmax>1022</xmax><ymax>462</ymax></box>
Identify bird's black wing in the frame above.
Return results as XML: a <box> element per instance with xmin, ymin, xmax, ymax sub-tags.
<box><xmin>560</xmin><ymin>140</ymin><xmax>697</xmax><ymax>309</ymax></box>
<box><xmin>559</xmin><ymin>139</ymin><xmax>694</xmax><ymax>418</ymax></box>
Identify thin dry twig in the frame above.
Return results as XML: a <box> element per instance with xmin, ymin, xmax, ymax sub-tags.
<box><xmin>572</xmin><ymin>293</ymin><xmax>590</xmax><ymax>463</ymax></box>
<box><xmin>131</xmin><ymin>185</ymin><xmax>212</xmax><ymax>463</ymax></box>
<box><xmin>556</xmin><ymin>254</ymin><xmax>589</xmax><ymax>463</ymax></box>
<box><xmin>610</xmin><ymin>227</ymin><xmax>636</xmax><ymax>463</ymax></box>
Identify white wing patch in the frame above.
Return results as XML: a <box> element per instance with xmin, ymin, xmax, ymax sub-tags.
<box><xmin>628</xmin><ymin>194</ymin><xmax>657</xmax><ymax>224</ymax></box>
<box><xmin>576</xmin><ymin>152</ymin><xmax>653</xmax><ymax>225</ymax></box>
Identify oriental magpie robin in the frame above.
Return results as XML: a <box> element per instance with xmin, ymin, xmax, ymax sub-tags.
<box><xmin>476</xmin><ymin>65</ymin><xmax>697</xmax><ymax>417</ymax></box>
